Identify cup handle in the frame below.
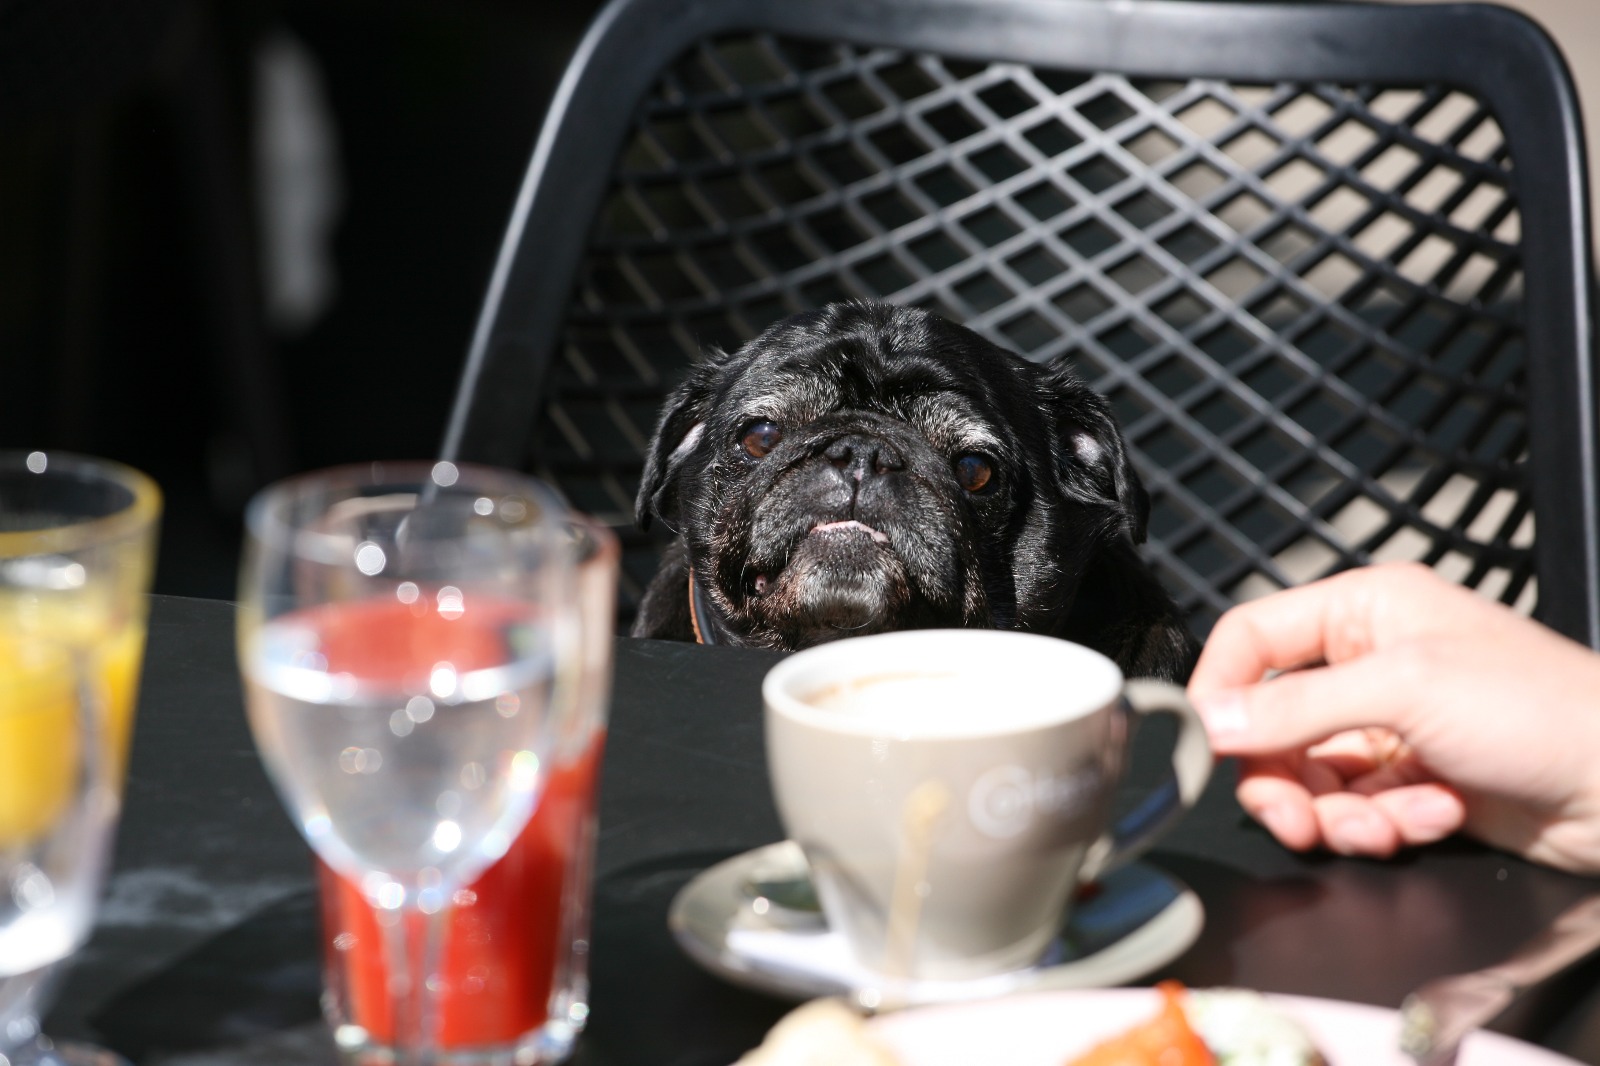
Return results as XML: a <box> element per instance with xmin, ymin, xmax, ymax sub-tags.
<box><xmin>1077</xmin><ymin>679</ymin><xmax>1213</xmax><ymax>883</ymax></box>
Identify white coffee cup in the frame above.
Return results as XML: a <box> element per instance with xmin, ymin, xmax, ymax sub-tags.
<box><xmin>763</xmin><ymin>629</ymin><xmax>1211</xmax><ymax>982</ymax></box>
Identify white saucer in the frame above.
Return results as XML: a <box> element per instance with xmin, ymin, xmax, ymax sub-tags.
<box><xmin>667</xmin><ymin>841</ymin><xmax>1204</xmax><ymax>1005</ymax></box>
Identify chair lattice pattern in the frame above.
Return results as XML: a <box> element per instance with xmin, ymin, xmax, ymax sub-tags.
<box><xmin>534</xmin><ymin>34</ymin><xmax>1533</xmax><ymax>637</ymax></box>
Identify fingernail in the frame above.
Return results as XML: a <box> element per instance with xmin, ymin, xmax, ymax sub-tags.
<box><xmin>1401</xmin><ymin>791</ymin><xmax>1462</xmax><ymax>835</ymax></box>
<box><xmin>1194</xmin><ymin>689</ymin><xmax>1249</xmax><ymax>737</ymax></box>
<box><xmin>1255</xmin><ymin>803</ymin><xmax>1297</xmax><ymax>842</ymax></box>
<box><xmin>1329</xmin><ymin>810</ymin><xmax>1389</xmax><ymax>854</ymax></box>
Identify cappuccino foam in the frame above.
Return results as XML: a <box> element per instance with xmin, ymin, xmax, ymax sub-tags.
<box><xmin>800</xmin><ymin>670</ymin><xmax>1099</xmax><ymax>737</ymax></box>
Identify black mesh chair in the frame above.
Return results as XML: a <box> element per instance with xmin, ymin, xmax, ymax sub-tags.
<box><xmin>441</xmin><ymin>0</ymin><xmax>1600</xmax><ymax>649</ymax></box>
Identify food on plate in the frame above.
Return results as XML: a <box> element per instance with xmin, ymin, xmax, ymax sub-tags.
<box><xmin>734</xmin><ymin>997</ymin><xmax>900</xmax><ymax>1066</ymax></box>
<box><xmin>1066</xmin><ymin>982</ymin><xmax>1213</xmax><ymax>1065</ymax></box>
<box><xmin>1067</xmin><ymin>982</ymin><xmax>1327</xmax><ymax>1066</ymax></box>
<box><xmin>1185</xmin><ymin>987</ymin><xmax>1329</xmax><ymax>1066</ymax></box>
<box><xmin>736</xmin><ymin>983</ymin><xmax>1326</xmax><ymax>1066</ymax></box>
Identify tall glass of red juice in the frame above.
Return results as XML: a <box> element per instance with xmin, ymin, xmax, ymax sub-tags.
<box><xmin>316</xmin><ymin>516</ymin><xmax>618</xmax><ymax>1064</ymax></box>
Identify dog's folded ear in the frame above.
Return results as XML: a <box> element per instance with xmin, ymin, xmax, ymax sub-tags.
<box><xmin>1040</xmin><ymin>360</ymin><xmax>1151</xmax><ymax>544</ymax></box>
<box><xmin>635</xmin><ymin>348</ymin><xmax>731</xmax><ymax>533</ymax></box>
<box><xmin>1039</xmin><ymin>355</ymin><xmax>1196</xmax><ymax>679</ymax></box>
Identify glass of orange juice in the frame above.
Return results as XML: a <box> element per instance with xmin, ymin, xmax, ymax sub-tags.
<box><xmin>0</xmin><ymin>451</ymin><xmax>160</xmax><ymax>1066</ymax></box>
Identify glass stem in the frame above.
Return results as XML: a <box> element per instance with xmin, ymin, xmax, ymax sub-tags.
<box><xmin>377</xmin><ymin>900</ymin><xmax>448</xmax><ymax>1066</ymax></box>
<box><xmin>418</xmin><ymin>900</ymin><xmax>447</xmax><ymax>1064</ymax></box>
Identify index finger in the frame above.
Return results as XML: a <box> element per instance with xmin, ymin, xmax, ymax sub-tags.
<box><xmin>1188</xmin><ymin>566</ymin><xmax>1396</xmax><ymax>697</ymax></box>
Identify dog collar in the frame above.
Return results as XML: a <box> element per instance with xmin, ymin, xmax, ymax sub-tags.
<box><xmin>687</xmin><ymin>569</ymin><xmax>732</xmax><ymax>646</ymax></box>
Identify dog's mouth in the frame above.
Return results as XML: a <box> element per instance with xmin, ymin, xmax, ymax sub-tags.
<box><xmin>808</xmin><ymin>519</ymin><xmax>890</xmax><ymax>544</ymax></box>
<box><xmin>747</xmin><ymin>521</ymin><xmax>892</xmax><ymax>599</ymax></box>
<box><xmin>745</xmin><ymin>521</ymin><xmax>896</xmax><ymax>601</ymax></box>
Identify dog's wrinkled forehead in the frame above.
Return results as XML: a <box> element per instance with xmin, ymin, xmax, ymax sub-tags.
<box><xmin>721</xmin><ymin>304</ymin><xmax>1014</xmax><ymax>452</ymax></box>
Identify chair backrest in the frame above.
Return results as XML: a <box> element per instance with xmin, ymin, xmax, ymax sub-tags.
<box><xmin>442</xmin><ymin>0</ymin><xmax>1600</xmax><ymax>649</ymax></box>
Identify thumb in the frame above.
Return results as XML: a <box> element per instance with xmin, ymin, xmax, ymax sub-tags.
<box><xmin>1192</xmin><ymin>655</ymin><xmax>1419</xmax><ymax>755</ymax></box>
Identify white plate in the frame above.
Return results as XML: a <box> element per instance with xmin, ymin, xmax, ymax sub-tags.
<box><xmin>669</xmin><ymin>841</ymin><xmax>1203</xmax><ymax>1005</ymax></box>
<box><xmin>866</xmin><ymin>987</ymin><xmax>1586</xmax><ymax>1066</ymax></box>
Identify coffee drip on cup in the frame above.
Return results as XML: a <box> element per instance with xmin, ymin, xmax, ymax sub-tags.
<box><xmin>856</xmin><ymin>779</ymin><xmax>952</xmax><ymax>1013</ymax></box>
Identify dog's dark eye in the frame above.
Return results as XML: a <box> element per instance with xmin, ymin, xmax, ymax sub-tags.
<box><xmin>741</xmin><ymin>421</ymin><xmax>783</xmax><ymax>459</ymax></box>
<box><xmin>954</xmin><ymin>454</ymin><xmax>994</xmax><ymax>493</ymax></box>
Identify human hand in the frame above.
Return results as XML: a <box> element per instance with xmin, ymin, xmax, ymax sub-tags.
<box><xmin>1187</xmin><ymin>562</ymin><xmax>1600</xmax><ymax>874</ymax></box>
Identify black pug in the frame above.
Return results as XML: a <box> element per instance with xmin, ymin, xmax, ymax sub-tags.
<box><xmin>630</xmin><ymin>300</ymin><xmax>1197</xmax><ymax>681</ymax></box>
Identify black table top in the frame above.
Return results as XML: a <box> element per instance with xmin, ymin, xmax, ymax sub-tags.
<box><xmin>44</xmin><ymin>594</ymin><xmax>1600</xmax><ymax>1065</ymax></box>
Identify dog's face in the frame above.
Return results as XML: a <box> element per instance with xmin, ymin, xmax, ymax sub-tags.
<box><xmin>636</xmin><ymin>301</ymin><xmax>1186</xmax><ymax>669</ymax></box>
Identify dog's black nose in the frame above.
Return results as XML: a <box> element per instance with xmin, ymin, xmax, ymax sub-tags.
<box><xmin>825</xmin><ymin>434</ymin><xmax>905</xmax><ymax>480</ymax></box>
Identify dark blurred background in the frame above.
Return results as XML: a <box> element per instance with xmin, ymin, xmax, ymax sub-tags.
<box><xmin>4</xmin><ymin>0</ymin><xmax>1596</xmax><ymax>603</ymax></box>
<box><xmin>0</xmin><ymin>0</ymin><xmax>603</xmax><ymax>598</ymax></box>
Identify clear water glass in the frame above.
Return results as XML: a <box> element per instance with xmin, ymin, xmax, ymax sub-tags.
<box><xmin>236</xmin><ymin>461</ymin><xmax>576</xmax><ymax>1065</ymax></box>
<box><xmin>314</xmin><ymin>514</ymin><xmax>617</xmax><ymax>1065</ymax></box>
